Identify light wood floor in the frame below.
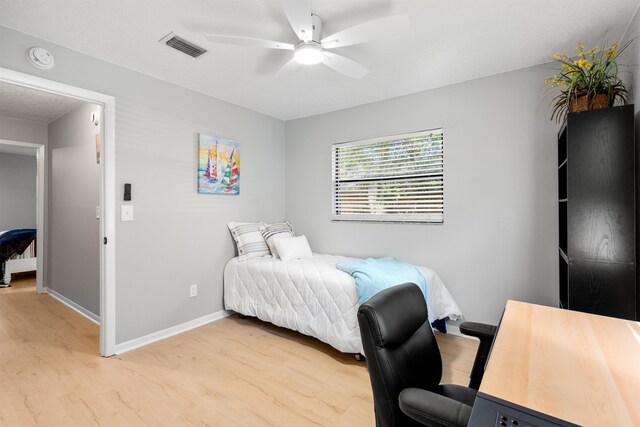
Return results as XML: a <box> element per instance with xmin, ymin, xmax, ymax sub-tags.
<box><xmin>0</xmin><ymin>275</ymin><xmax>478</xmax><ymax>426</ymax></box>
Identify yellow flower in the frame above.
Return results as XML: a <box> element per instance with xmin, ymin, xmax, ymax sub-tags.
<box><xmin>574</xmin><ymin>59</ymin><xmax>590</xmax><ymax>68</ymax></box>
<box><xmin>606</xmin><ymin>41</ymin><xmax>620</xmax><ymax>59</ymax></box>
<box><xmin>553</xmin><ymin>54</ymin><xmax>560</xmax><ymax>59</ymax></box>
<box><xmin>585</xmin><ymin>63</ymin><xmax>592</xmax><ymax>70</ymax></box>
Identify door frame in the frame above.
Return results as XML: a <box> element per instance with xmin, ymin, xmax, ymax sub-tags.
<box><xmin>0</xmin><ymin>67</ymin><xmax>117</xmax><ymax>356</ymax></box>
<box><xmin>0</xmin><ymin>139</ymin><xmax>45</xmax><ymax>293</ymax></box>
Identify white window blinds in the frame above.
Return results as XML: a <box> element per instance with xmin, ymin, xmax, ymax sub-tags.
<box><xmin>331</xmin><ymin>129</ymin><xmax>443</xmax><ymax>223</ymax></box>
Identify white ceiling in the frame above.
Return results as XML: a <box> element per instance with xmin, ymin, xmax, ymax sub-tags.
<box><xmin>1</xmin><ymin>0</ymin><xmax>638</xmax><ymax>120</ymax></box>
<box><xmin>0</xmin><ymin>81</ymin><xmax>85</xmax><ymax>123</ymax></box>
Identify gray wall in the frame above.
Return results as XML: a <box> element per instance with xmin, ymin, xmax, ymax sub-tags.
<box><xmin>285</xmin><ymin>65</ymin><xmax>560</xmax><ymax>325</ymax></box>
<box><xmin>47</xmin><ymin>103</ymin><xmax>101</xmax><ymax>316</ymax></box>
<box><xmin>0</xmin><ymin>115</ymin><xmax>47</xmax><ymax>144</ymax></box>
<box><xmin>0</xmin><ymin>25</ymin><xmax>286</xmax><ymax>344</ymax></box>
<box><xmin>627</xmin><ymin>7</ymin><xmax>640</xmax><ymax>107</ymax></box>
<box><xmin>0</xmin><ymin>152</ymin><xmax>37</xmax><ymax>231</ymax></box>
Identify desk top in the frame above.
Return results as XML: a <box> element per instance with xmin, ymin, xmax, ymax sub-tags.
<box><xmin>480</xmin><ymin>300</ymin><xmax>640</xmax><ymax>426</ymax></box>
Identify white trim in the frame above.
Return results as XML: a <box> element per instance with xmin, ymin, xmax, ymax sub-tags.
<box><xmin>45</xmin><ymin>287</ymin><xmax>100</xmax><ymax>324</ymax></box>
<box><xmin>444</xmin><ymin>324</ymin><xmax>476</xmax><ymax>340</ymax></box>
<box><xmin>0</xmin><ymin>139</ymin><xmax>45</xmax><ymax>293</ymax></box>
<box><xmin>445</xmin><ymin>324</ymin><xmax>462</xmax><ymax>337</ymax></box>
<box><xmin>101</xmin><ymin>91</ymin><xmax>117</xmax><ymax>357</ymax></box>
<box><xmin>333</xmin><ymin>128</ymin><xmax>443</xmax><ymax>149</ymax></box>
<box><xmin>0</xmin><ymin>67</ymin><xmax>117</xmax><ymax>357</ymax></box>
<box><xmin>115</xmin><ymin>310</ymin><xmax>233</xmax><ymax>355</ymax></box>
<box><xmin>35</xmin><ymin>145</ymin><xmax>45</xmax><ymax>293</ymax></box>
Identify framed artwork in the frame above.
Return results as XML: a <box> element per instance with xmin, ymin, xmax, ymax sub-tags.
<box><xmin>198</xmin><ymin>133</ymin><xmax>240</xmax><ymax>194</ymax></box>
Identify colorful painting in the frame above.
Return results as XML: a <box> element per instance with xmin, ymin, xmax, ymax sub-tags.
<box><xmin>198</xmin><ymin>133</ymin><xmax>240</xmax><ymax>194</ymax></box>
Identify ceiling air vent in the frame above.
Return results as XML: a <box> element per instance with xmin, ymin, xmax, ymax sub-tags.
<box><xmin>159</xmin><ymin>32</ymin><xmax>208</xmax><ymax>59</ymax></box>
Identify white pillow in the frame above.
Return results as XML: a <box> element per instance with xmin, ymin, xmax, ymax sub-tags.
<box><xmin>274</xmin><ymin>235</ymin><xmax>312</xmax><ymax>261</ymax></box>
<box><xmin>259</xmin><ymin>221</ymin><xmax>295</xmax><ymax>258</ymax></box>
<box><xmin>227</xmin><ymin>222</ymin><xmax>270</xmax><ymax>261</ymax></box>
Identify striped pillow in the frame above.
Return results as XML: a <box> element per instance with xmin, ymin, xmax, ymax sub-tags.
<box><xmin>259</xmin><ymin>221</ymin><xmax>295</xmax><ymax>259</ymax></box>
<box><xmin>228</xmin><ymin>222</ymin><xmax>271</xmax><ymax>261</ymax></box>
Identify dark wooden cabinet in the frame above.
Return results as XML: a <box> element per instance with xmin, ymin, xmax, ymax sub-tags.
<box><xmin>558</xmin><ymin>105</ymin><xmax>638</xmax><ymax>320</ymax></box>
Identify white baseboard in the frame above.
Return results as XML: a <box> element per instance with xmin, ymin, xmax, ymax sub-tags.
<box><xmin>445</xmin><ymin>324</ymin><xmax>462</xmax><ymax>337</ymax></box>
<box><xmin>114</xmin><ymin>309</ymin><xmax>233</xmax><ymax>355</ymax></box>
<box><xmin>443</xmin><ymin>324</ymin><xmax>476</xmax><ymax>340</ymax></box>
<box><xmin>45</xmin><ymin>287</ymin><xmax>100</xmax><ymax>325</ymax></box>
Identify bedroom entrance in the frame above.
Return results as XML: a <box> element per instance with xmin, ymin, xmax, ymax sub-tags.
<box><xmin>0</xmin><ymin>141</ymin><xmax>42</xmax><ymax>291</ymax></box>
<box><xmin>0</xmin><ymin>67</ymin><xmax>116</xmax><ymax>356</ymax></box>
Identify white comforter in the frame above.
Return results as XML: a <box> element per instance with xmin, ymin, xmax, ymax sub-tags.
<box><xmin>224</xmin><ymin>253</ymin><xmax>462</xmax><ymax>354</ymax></box>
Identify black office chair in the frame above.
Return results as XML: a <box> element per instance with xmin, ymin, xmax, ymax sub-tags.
<box><xmin>357</xmin><ymin>283</ymin><xmax>497</xmax><ymax>427</ymax></box>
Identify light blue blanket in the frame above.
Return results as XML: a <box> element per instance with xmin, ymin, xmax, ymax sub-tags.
<box><xmin>336</xmin><ymin>257</ymin><xmax>427</xmax><ymax>304</ymax></box>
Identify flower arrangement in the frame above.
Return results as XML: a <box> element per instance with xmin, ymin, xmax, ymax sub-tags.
<box><xmin>545</xmin><ymin>40</ymin><xmax>630</xmax><ymax>122</ymax></box>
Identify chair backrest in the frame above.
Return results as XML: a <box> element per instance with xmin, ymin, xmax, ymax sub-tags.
<box><xmin>358</xmin><ymin>283</ymin><xmax>443</xmax><ymax>427</ymax></box>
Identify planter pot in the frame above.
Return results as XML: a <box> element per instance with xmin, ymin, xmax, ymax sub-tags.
<box><xmin>569</xmin><ymin>93</ymin><xmax>610</xmax><ymax>113</ymax></box>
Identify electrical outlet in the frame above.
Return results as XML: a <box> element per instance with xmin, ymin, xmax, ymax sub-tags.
<box><xmin>190</xmin><ymin>284</ymin><xmax>198</xmax><ymax>298</ymax></box>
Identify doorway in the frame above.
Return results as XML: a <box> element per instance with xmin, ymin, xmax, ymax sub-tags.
<box><xmin>0</xmin><ymin>140</ymin><xmax>44</xmax><ymax>293</ymax></box>
<box><xmin>0</xmin><ymin>67</ymin><xmax>116</xmax><ymax>356</ymax></box>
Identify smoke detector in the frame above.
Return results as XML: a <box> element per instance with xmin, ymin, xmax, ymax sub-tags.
<box><xmin>27</xmin><ymin>47</ymin><xmax>55</xmax><ymax>70</ymax></box>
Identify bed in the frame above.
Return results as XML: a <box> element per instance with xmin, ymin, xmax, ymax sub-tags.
<box><xmin>0</xmin><ymin>229</ymin><xmax>37</xmax><ymax>287</ymax></box>
<box><xmin>224</xmin><ymin>253</ymin><xmax>462</xmax><ymax>354</ymax></box>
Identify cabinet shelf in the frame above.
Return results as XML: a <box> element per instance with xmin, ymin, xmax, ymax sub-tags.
<box><xmin>559</xmin><ymin>198</ymin><xmax>567</xmax><ymax>255</ymax></box>
<box><xmin>558</xmin><ymin>157</ymin><xmax>567</xmax><ymax>200</ymax></box>
<box><xmin>558</xmin><ymin>125</ymin><xmax>567</xmax><ymax>167</ymax></box>
<box><xmin>559</xmin><ymin>248</ymin><xmax>568</xmax><ymax>263</ymax></box>
<box><xmin>559</xmin><ymin>250</ymin><xmax>568</xmax><ymax>309</ymax></box>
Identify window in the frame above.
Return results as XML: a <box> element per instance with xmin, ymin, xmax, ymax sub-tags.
<box><xmin>331</xmin><ymin>129</ymin><xmax>443</xmax><ymax>223</ymax></box>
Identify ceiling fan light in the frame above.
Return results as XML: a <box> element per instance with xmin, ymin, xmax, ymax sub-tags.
<box><xmin>294</xmin><ymin>44</ymin><xmax>323</xmax><ymax>65</ymax></box>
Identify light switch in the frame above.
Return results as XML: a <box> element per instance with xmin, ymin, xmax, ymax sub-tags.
<box><xmin>121</xmin><ymin>205</ymin><xmax>134</xmax><ymax>222</ymax></box>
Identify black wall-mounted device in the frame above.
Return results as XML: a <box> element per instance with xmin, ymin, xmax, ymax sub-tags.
<box><xmin>124</xmin><ymin>183</ymin><xmax>132</xmax><ymax>201</ymax></box>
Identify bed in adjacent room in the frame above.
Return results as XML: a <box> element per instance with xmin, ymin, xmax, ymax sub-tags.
<box><xmin>224</xmin><ymin>253</ymin><xmax>462</xmax><ymax>354</ymax></box>
<box><xmin>0</xmin><ymin>229</ymin><xmax>37</xmax><ymax>287</ymax></box>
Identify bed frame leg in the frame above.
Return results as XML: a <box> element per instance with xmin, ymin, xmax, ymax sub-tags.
<box><xmin>354</xmin><ymin>353</ymin><xmax>364</xmax><ymax>361</ymax></box>
<box><xmin>237</xmin><ymin>313</ymin><xmax>247</xmax><ymax>319</ymax></box>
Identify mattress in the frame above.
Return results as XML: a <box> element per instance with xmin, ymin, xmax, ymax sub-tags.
<box><xmin>224</xmin><ymin>253</ymin><xmax>462</xmax><ymax>354</ymax></box>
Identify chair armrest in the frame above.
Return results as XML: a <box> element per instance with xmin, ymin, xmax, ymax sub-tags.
<box><xmin>459</xmin><ymin>322</ymin><xmax>497</xmax><ymax>389</ymax></box>
<box><xmin>459</xmin><ymin>322</ymin><xmax>496</xmax><ymax>342</ymax></box>
<box><xmin>399</xmin><ymin>388</ymin><xmax>472</xmax><ymax>427</ymax></box>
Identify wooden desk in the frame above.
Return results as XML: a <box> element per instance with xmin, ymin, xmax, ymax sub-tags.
<box><xmin>479</xmin><ymin>300</ymin><xmax>640</xmax><ymax>426</ymax></box>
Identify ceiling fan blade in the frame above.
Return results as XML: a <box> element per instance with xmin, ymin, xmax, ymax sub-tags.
<box><xmin>321</xmin><ymin>52</ymin><xmax>369</xmax><ymax>79</ymax></box>
<box><xmin>282</xmin><ymin>0</ymin><xmax>313</xmax><ymax>42</ymax></box>
<box><xmin>205</xmin><ymin>34</ymin><xmax>294</xmax><ymax>50</ymax></box>
<box><xmin>275</xmin><ymin>57</ymin><xmax>300</xmax><ymax>78</ymax></box>
<box><xmin>321</xmin><ymin>14</ymin><xmax>409</xmax><ymax>49</ymax></box>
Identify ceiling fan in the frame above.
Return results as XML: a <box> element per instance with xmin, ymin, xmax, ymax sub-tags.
<box><xmin>205</xmin><ymin>1</ymin><xmax>409</xmax><ymax>79</ymax></box>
